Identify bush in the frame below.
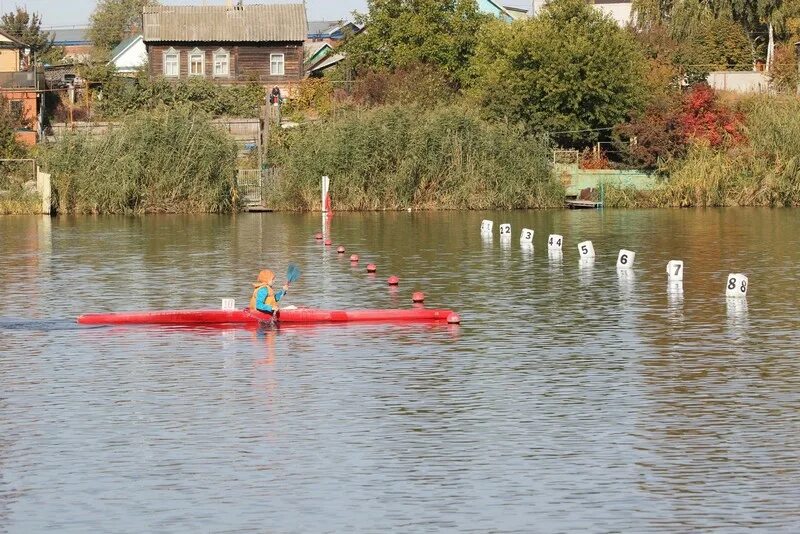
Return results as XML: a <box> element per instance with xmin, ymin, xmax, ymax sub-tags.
<box><xmin>469</xmin><ymin>0</ymin><xmax>647</xmax><ymax>145</ymax></box>
<box><xmin>40</xmin><ymin>106</ymin><xmax>239</xmax><ymax>213</ymax></box>
<box><xmin>267</xmin><ymin>104</ymin><xmax>562</xmax><ymax>210</ymax></box>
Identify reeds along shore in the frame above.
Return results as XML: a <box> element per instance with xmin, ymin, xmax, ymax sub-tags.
<box><xmin>39</xmin><ymin>107</ymin><xmax>239</xmax><ymax>214</ymax></box>
<box><xmin>266</xmin><ymin>104</ymin><xmax>565</xmax><ymax>211</ymax></box>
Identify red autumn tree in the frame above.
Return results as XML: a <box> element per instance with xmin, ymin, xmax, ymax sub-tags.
<box><xmin>680</xmin><ymin>83</ymin><xmax>744</xmax><ymax>147</ymax></box>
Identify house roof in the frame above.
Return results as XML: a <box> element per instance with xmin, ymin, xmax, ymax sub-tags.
<box><xmin>307</xmin><ymin>20</ymin><xmax>341</xmax><ymax>36</ymax></box>
<box><xmin>110</xmin><ymin>35</ymin><xmax>143</xmax><ymax>62</ymax></box>
<box><xmin>143</xmin><ymin>4</ymin><xmax>307</xmax><ymax>43</ymax></box>
<box><xmin>0</xmin><ymin>28</ymin><xmax>26</xmax><ymax>48</ymax></box>
<box><xmin>305</xmin><ymin>42</ymin><xmax>333</xmax><ymax>67</ymax></box>
<box><xmin>51</xmin><ymin>27</ymin><xmax>90</xmax><ymax>45</ymax></box>
<box><xmin>309</xmin><ymin>53</ymin><xmax>345</xmax><ymax>73</ymax></box>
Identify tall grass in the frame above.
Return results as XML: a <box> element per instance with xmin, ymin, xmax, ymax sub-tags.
<box><xmin>40</xmin><ymin>107</ymin><xmax>239</xmax><ymax>214</ymax></box>
<box><xmin>268</xmin><ymin>104</ymin><xmax>562</xmax><ymax>210</ymax></box>
<box><xmin>606</xmin><ymin>95</ymin><xmax>800</xmax><ymax>208</ymax></box>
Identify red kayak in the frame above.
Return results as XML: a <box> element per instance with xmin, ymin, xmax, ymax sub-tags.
<box><xmin>77</xmin><ymin>308</ymin><xmax>459</xmax><ymax>326</ymax></box>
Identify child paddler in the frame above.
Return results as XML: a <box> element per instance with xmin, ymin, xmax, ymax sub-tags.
<box><xmin>249</xmin><ymin>270</ymin><xmax>288</xmax><ymax>315</ymax></box>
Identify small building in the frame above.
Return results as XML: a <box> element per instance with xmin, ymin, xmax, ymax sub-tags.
<box><xmin>304</xmin><ymin>42</ymin><xmax>334</xmax><ymax>72</ymax></box>
<box><xmin>143</xmin><ymin>3</ymin><xmax>307</xmax><ymax>93</ymax></box>
<box><xmin>109</xmin><ymin>35</ymin><xmax>147</xmax><ymax>75</ymax></box>
<box><xmin>707</xmin><ymin>71</ymin><xmax>771</xmax><ymax>94</ymax></box>
<box><xmin>51</xmin><ymin>26</ymin><xmax>93</xmax><ymax>62</ymax></box>
<box><xmin>307</xmin><ymin>20</ymin><xmax>362</xmax><ymax>44</ymax></box>
<box><xmin>0</xmin><ymin>29</ymin><xmax>41</xmax><ymax>145</ymax></box>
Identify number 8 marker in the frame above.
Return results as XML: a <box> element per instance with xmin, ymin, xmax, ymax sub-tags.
<box><xmin>726</xmin><ymin>273</ymin><xmax>748</xmax><ymax>298</ymax></box>
<box><xmin>548</xmin><ymin>234</ymin><xmax>563</xmax><ymax>250</ymax></box>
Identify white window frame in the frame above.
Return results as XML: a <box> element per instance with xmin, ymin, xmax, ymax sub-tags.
<box><xmin>163</xmin><ymin>47</ymin><xmax>179</xmax><ymax>77</ymax></box>
<box><xmin>213</xmin><ymin>48</ymin><xmax>230</xmax><ymax>77</ymax></box>
<box><xmin>270</xmin><ymin>53</ymin><xmax>285</xmax><ymax>76</ymax></box>
<box><xmin>188</xmin><ymin>47</ymin><xmax>205</xmax><ymax>76</ymax></box>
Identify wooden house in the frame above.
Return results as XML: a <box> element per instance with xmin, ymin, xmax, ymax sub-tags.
<box><xmin>142</xmin><ymin>3</ymin><xmax>307</xmax><ymax>92</ymax></box>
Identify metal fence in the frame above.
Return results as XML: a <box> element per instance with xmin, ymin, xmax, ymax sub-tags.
<box><xmin>236</xmin><ymin>167</ymin><xmax>280</xmax><ymax>208</ymax></box>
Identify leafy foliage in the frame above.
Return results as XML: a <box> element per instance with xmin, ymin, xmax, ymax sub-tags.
<box><xmin>0</xmin><ymin>8</ymin><xmax>63</xmax><ymax>65</ymax></box>
<box><xmin>88</xmin><ymin>0</ymin><xmax>158</xmax><ymax>55</ymax></box>
<box><xmin>94</xmin><ymin>74</ymin><xmax>265</xmax><ymax>119</ymax></box>
<box><xmin>351</xmin><ymin>63</ymin><xmax>456</xmax><ymax>108</ymax></box>
<box><xmin>40</xmin><ymin>106</ymin><xmax>238</xmax><ymax>214</ymax></box>
<box><xmin>344</xmin><ymin>0</ymin><xmax>489</xmax><ymax>86</ymax></box>
<box><xmin>469</xmin><ymin>0</ymin><xmax>647</xmax><ymax>145</ymax></box>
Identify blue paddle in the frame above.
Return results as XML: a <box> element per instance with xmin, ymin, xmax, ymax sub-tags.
<box><xmin>287</xmin><ymin>264</ymin><xmax>301</xmax><ymax>285</ymax></box>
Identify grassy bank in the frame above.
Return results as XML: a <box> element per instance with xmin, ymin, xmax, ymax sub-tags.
<box><xmin>0</xmin><ymin>191</ymin><xmax>39</xmax><ymax>214</ymax></box>
<box><xmin>605</xmin><ymin>96</ymin><xmax>800</xmax><ymax>208</ymax></box>
<box><xmin>40</xmin><ymin>107</ymin><xmax>239</xmax><ymax>214</ymax></box>
<box><xmin>267</xmin><ymin>104</ymin><xmax>563</xmax><ymax>210</ymax></box>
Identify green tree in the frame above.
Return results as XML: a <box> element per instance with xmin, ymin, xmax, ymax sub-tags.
<box><xmin>344</xmin><ymin>0</ymin><xmax>489</xmax><ymax>86</ymax></box>
<box><xmin>469</xmin><ymin>0</ymin><xmax>647</xmax><ymax>145</ymax></box>
<box><xmin>88</xmin><ymin>0</ymin><xmax>158</xmax><ymax>55</ymax></box>
<box><xmin>0</xmin><ymin>8</ymin><xmax>63</xmax><ymax>65</ymax></box>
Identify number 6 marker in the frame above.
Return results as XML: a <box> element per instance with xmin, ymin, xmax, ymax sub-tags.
<box><xmin>726</xmin><ymin>273</ymin><xmax>748</xmax><ymax>298</ymax></box>
<box><xmin>548</xmin><ymin>234</ymin><xmax>563</xmax><ymax>250</ymax></box>
<box><xmin>616</xmin><ymin>249</ymin><xmax>635</xmax><ymax>269</ymax></box>
<box><xmin>577</xmin><ymin>240</ymin><xmax>595</xmax><ymax>259</ymax></box>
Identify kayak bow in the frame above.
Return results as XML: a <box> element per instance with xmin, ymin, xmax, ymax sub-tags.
<box><xmin>76</xmin><ymin>308</ymin><xmax>457</xmax><ymax>326</ymax></box>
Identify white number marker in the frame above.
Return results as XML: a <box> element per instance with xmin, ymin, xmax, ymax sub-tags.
<box><xmin>577</xmin><ymin>240</ymin><xmax>595</xmax><ymax>259</ymax></box>
<box><xmin>221</xmin><ymin>298</ymin><xmax>236</xmax><ymax>311</ymax></box>
<box><xmin>547</xmin><ymin>234</ymin><xmax>563</xmax><ymax>250</ymax></box>
<box><xmin>499</xmin><ymin>223</ymin><xmax>511</xmax><ymax>236</ymax></box>
<box><xmin>616</xmin><ymin>249</ymin><xmax>635</xmax><ymax>269</ymax></box>
<box><xmin>726</xmin><ymin>273</ymin><xmax>748</xmax><ymax>298</ymax></box>
<box><xmin>480</xmin><ymin>219</ymin><xmax>494</xmax><ymax>234</ymax></box>
<box><xmin>666</xmin><ymin>260</ymin><xmax>684</xmax><ymax>281</ymax></box>
<box><xmin>520</xmin><ymin>228</ymin><xmax>534</xmax><ymax>244</ymax></box>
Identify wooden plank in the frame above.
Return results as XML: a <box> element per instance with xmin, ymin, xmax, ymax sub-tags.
<box><xmin>566</xmin><ymin>199</ymin><xmax>603</xmax><ymax>209</ymax></box>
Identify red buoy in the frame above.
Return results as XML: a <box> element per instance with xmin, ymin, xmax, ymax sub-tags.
<box><xmin>337</xmin><ymin>246</ymin><xmax>345</xmax><ymax>254</ymax></box>
<box><xmin>349</xmin><ymin>254</ymin><xmax>359</xmax><ymax>262</ymax></box>
<box><xmin>366</xmin><ymin>263</ymin><xmax>377</xmax><ymax>273</ymax></box>
<box><xmin>412</xmin><ymin>291</ymin><xmax>425</xmax><ymax>303</ymax></box>
<box><xmin>447</xmin><ymin>313</ymin><xmax>461</xmax><ymax>324</ymax></box>
<box><xmin>324</xmin><ymin>239</ymin><xmax>332</xmax><ymax>246</ymax></box>
<box><xmin>314</xmin><ymin>233</ymin><xmax>323</xmax><ymax>240</ymax></box>
<box><xmin>387</xmin><ymin>275</ymin><xmax>399</xmax><ymax>286</ymax></box>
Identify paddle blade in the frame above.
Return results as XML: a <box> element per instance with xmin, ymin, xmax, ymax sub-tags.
<box><xmin>287</xmin><ymin>264</ymin><xmax>301</xmax><ymax>283</ymax></box>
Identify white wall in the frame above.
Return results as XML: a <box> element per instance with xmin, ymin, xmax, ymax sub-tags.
<box><xmin>114</xmin><ymin>38</ymin><xmax>147</xmax><ymax>73</ymax></box>
<box><xmin>707</xmin><ymin>71</ymin><xmax>771</xmax><ymax>94</ymax></box>
<box><xmin>531</xmin><ymin>1</ymin><xmax>633</xmax><ymax>26</ymax></box>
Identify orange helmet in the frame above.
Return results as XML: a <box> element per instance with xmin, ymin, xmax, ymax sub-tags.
<box><xmin>253</xmin><ymin>269</ymin><xmax>275</xmax><ymax>287</ymax></box>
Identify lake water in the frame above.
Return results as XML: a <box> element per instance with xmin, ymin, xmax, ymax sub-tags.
<box><xmin>1</xmin><ymin>209</ymin><xmax>799</xmax><ymax>532</ymax></box>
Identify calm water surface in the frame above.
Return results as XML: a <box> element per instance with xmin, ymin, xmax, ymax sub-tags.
<box><xmin>1</xmin><ymin>209</ymin><xmax>799</xmax><ymax>533</ymax></box>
